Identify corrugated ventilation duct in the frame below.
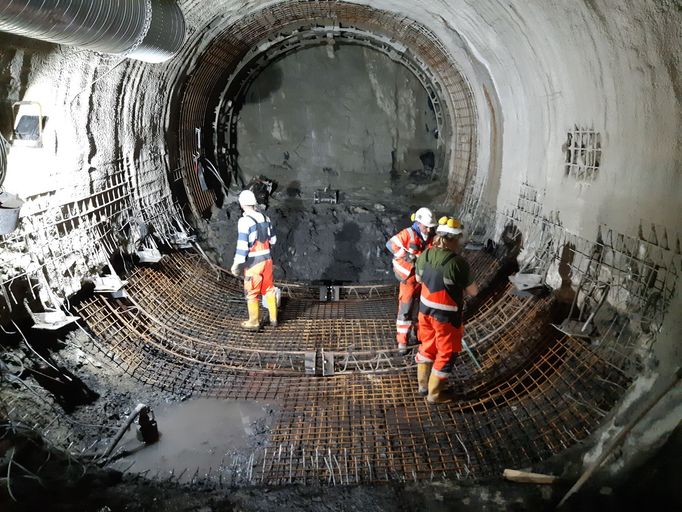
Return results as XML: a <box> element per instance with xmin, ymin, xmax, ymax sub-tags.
<box><xmin>0</xmin><ymin>0</ymin><xmax>185</xmax><ymax>63</ymax></box>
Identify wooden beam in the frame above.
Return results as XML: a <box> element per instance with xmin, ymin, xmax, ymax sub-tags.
<box><xmin>503</xmin><ymin>468</ymin><xmax>559</xmax><ymax>485</ymax></box>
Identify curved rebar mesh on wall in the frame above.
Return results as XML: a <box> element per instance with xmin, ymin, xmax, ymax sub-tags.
<box><xmin>174</xmin><ymin>1</ymin><xmax>477</xmax><ymax>217</ymax></box>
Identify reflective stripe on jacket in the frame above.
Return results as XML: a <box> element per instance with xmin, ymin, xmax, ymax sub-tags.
<box><xmin>416</xmin><ymin>248</ymin><xmax>467</xmax><ymax>327</ymax></box>
<box><xmin>386</xmin><ymin>226</ymin><xmax>430</xmax><ymax>282</ymax></box>
<box><xmin>234</xmin><ymin>212</ymin><xmax>277</xmax><ymax>268</ymax></box>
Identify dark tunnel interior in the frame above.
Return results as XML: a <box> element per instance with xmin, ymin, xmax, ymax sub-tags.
<box><xmin>0</xmin><ymin>1</ymin><xmax>680</xmax><ymax>511</ymax></box>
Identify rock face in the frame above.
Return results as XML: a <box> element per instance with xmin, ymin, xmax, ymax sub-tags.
<box><xmin>200</xmin><ymin>197</ymin><xmax>411</xmax><ymax>283</ymax></box>
<box><xmin>234</xmin><ymin>45</ymin><xmax>442</xmax><ymax>201</ymax></box>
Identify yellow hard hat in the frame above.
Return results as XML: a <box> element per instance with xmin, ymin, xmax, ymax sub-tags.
<box><xmin>436</xmin><ymin>216</ymin><xmax>463</xmax><ymax>236</ymax></box>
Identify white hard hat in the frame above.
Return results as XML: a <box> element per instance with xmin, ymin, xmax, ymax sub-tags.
<box><xmin>238</xmin><ymin>190</ymin><xmax>258</xmax><ymax>207</ymax></box>
<box><xmin>413</xmin><ymin>207</ymin><xmax>437</xmax><ymax>227</ymax></box>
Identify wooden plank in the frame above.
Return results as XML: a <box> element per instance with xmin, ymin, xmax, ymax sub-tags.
<box><xmin>503</xmin><ymin>468</ymin><xmax>558</xmax><ymax>485</ymax></box>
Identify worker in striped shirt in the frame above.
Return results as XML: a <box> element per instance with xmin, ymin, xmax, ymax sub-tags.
<box><xmin>230</xmin><ymin>190</ymin><xmax>278</xmax><ymax>330</ymax></box>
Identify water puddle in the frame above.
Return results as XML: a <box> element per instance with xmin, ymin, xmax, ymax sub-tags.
<box><xmin>110</xmin><ymin>398</ymin><xmax>279</xmax><ymax>482</ymax></box>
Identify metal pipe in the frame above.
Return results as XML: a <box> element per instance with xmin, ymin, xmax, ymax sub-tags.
<box><xmin>0</xmin><ymin>0</ymin><xmax>185</xmax><ymax>63</ymax></box>
<box><xmin>100</xmin><ymin>402</ymin><xmax>147</xmax><ymax>461</ymax></box>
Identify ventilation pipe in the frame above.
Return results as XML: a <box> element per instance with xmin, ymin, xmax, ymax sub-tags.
<box><xmin>0</xmin><ymin>0</ymin><xmax>185</xmax><ymax>63</ymax></box>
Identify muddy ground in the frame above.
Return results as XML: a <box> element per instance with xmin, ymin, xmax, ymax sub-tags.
<box><xmin>0</xmin><ymin>326</ymin><xmax>278</xmax><ymax>486</ymax></box>
<box><xmin>199</xmin><ymin>199</ymin><xmax>404</xmax><ymax>283</ymax></box>
<box><xmin>1</xmin><ymin>315</ymin><xmax>681</xmax><ymax>512</ymax></box>
<box><xmin>2</xmin><ymin>427</ymin><xmax>681</xmax><ymax>512</ymax></box>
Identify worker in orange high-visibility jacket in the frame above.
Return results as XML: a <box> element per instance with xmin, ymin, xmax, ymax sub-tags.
<box><xmin>386</xmin><ymin>207</ymin><xmax>437</xmax><ymax>354</ymax></box>
<box><xmin>414</xmin><ymin>217</ymin><xmax>479</xmax><ymax>404</ymax></box>
<box><xmin>230</xmin><ymin>190</ymin><xmax>278</xmax><ymax>331</ymax></box>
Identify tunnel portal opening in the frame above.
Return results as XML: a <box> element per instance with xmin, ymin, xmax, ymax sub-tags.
<box><xmin>173</xmin><ymin>1</ymin><xmax>479</xmax><ymax>283</ymax></box>
<box><xmin>217</xmin><ymin>43</ymin><xmax>449</xmax><ymax>282</ymax></box>
<box><xmin>218</xmin><ymin>34</ymin><xmax>451</xmax><ymax>201</ymax></box>
<box><xmin>207</xmin><ymin>26</ymin><xmax>457</xmax><ymax>283</ymax></box>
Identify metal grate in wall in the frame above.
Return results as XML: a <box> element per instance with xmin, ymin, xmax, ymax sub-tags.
<box><xmin>564</xmin><ymin>126</ymin><xmax>602</xmax><ymax>182</ymax></box>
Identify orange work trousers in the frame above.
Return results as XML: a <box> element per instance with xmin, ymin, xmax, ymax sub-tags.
<box><xmin>396</xmin><ymin>275</ymin><xmax>421</xmax><ymax>345</ymax></box>
<box><xmin>415</xmin><ymin>312</ymin><xmax>463</xmax><ymax>379</ymax></box>
<box><xmin>243</xmin><ymin>259</ymin><xmax>274</xmax><ymax>302</ymax></box>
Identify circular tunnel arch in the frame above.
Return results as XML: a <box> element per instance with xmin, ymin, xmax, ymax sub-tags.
<box><xmin>0</xmin><ymin>0</ymin><xmax>679</xmax><ymax>500</ymax></box>
<box><xmin>174</xmin><ymin>0</ymin><xmax>478</xmax><ymax>218</ymax></box>
<box><xmin>212</xmin><ymin>25</ymin><xmax>453</xmax><ymax>191</ymax></box>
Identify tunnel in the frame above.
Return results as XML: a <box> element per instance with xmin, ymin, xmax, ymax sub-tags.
<box><xmin>0</xmin><ymin>1</ymin><xmax>680</xmax><ymax>510</ymax></box>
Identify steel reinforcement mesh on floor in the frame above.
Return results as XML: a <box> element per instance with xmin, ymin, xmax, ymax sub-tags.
<box><xmin>76</xmin><ymin>249</ymin><xmax>634</xmax><ymax>484</ymax></box>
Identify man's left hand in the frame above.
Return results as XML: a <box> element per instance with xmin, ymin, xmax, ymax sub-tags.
<box><xmin>230</xmin><ymin>262</ymin><xmax>243</xmax><ymax>276</ymax></box>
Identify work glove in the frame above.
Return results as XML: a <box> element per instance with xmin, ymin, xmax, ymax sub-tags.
<box><xmin>403</xmin><ymin>253</ymin><xmax>417</xmax><ymax>263</ymax></box>
<box><xmin>230</xmin><ymin>262</ymin><xmax>243</xmax><ymax>276</ymax></box>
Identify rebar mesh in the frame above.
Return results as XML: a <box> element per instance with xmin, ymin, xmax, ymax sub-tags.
<box><xmin>176</xmin><ymin>0</ymin><xmax>477</xmax><ymax>217</ymax></box>
<box><xmin>72</xmin><ymin>247</ymin><xmax>637</xmax><ymax>484</ymax></box>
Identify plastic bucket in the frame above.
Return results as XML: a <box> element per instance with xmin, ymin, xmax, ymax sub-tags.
<box><xmin>0</xmin><ymin>192</ymin><xmax>24</xmax><ymax>235</ymax></box>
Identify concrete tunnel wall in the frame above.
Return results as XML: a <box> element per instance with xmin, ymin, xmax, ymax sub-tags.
<box><xmin>0</xmin><ymin>0</ymin><xmax>680</xmax><ymax>480</ymax></box>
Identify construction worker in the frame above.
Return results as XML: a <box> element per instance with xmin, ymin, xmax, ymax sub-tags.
<box><xmin>414</xmin><ymin>216</ymin><xmax>479</xmax><ymax>404</ymax></box>
<box><xmin>230</xmin><ymin>190</ymin><xmax>278</xmax><ymax>330</ymax></box>
<box><xmin>386</xmin><ymin>207</ymin><xmax>437</xmax><ymax>354</ymax></box>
